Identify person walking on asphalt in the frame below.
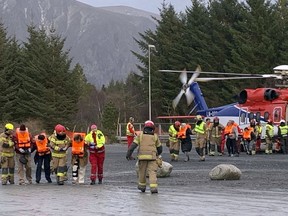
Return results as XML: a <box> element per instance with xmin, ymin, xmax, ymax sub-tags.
<box><xmin>192</xmin><ymin>115</ymin><xmax>207</xmax><ymax>161</ymax></box>
<box><xmin>85</xmin><ymin>124</ymin><xmax>106</xmax><ymax>185</ymax></box>
<box><xmin>177</xmin><ymin>122</ymin><xmax>193</xmax><ymax>162</ymax></box>
<box><xmin>71</xmin><ymin>133</ymin><xmax>88</xmax><ymax>185</ymax></box>
<box><xmin>168</xmin><ymin>121</ymin><xmax>181</xmax><ymax>161</ymax></box>
<box><xmin>126</xmin><ymin>120</ymin><xmax>162</xmax><ymax>194</ymax></box>
<box><xmin>126</xmin><ymin>117</ymin><xmax>136</xmax><ymax>160</ymax></box>
<box><xmin>14</xmin><ymin>124</ymin><xmax>34</xmax><ymax>185</ymax></box>
<box><xmin>34</xmin><ymin>133</ymin><xmax>52</xmax><ymax>183</ymax></box>
<box><xmin>49</xmin><ymin>124</ymin><xmax>71</xmax><ymax>185</ymax></box>
<box><xmin>0</xmin><ymin>123</ymin><xmax>15</xmax><ymax>185</ymax></box>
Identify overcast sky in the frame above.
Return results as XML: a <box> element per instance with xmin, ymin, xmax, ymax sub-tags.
<box><xmin>77</xmin><ymin>0</ymin><xmax>192</xmax><ymax>14</ymax></box>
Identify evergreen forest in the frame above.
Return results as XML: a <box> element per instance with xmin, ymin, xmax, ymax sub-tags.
<box><xmin>1</xmin><ymin>0</ymin><xmax>288</xmax><ymax>140</ymax></box>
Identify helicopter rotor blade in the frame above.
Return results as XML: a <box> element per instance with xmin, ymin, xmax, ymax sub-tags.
<box><xmin>172</xmin><ymin>89</ymin><xmax>185</xmax><ymax>109</ymax></box>
<box><xmin>179</xmin><ymin>70</ymin><xmax>187</xmax><ymax>84</ymax></box>
<box><xmin>159</xmin><ymin>70</ymin><xmax>283</xmax><ymax>78</ymax></box>
<box><xmin>195</xmin><ymin>76</ymin><xmax>273</xmax><ymax>82</ymax></box>
<box><xmin>185</xmin><ymin>90</ymin><xmax>195</xmax><ymax>106</ymax></box>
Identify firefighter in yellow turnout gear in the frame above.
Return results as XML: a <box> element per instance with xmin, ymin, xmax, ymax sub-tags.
<box><xmin>49</xmin><ymin>124</ymin><xmax>71</xmax><ymax>185</ymax></box>
<box><xmin>126</xmin><ymin>120</ymin><xmax>162</xmax><ymax>194</ymax></box>
<box><xmin>168</xmin><ymin>121</ymin><xmax>180</xmax><ymax>161</ymax></box>
<box><xmin>265</xmin><ymin>120</ymin><xmax>274</xmax><ymax>154</ymax></box>
<box><xmin>0</xmin><ymin>123</ymin><xmax>15</xmax><ymax>185</ymax></box>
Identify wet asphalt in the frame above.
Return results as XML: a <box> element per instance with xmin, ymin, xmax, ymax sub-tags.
<box><xmin>1</xmin><ymin>144</ymin><xmax>288</xmax><ymax>216</ymax></box>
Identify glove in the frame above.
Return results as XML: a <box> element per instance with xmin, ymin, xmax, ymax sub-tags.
<box><xmin>19</xmin><ymin>148</ymin><xmax>25</xmax><ymax>153</ymax></box>
<box><xmin>28</xmin><ymin>148</ymin><xmax>31</xmax><ymax>153</ymax></box>
<box><xmin>156</xmin><ymin>156</ymin><xmax>163</xmax><ymax>168</ymax></box>
<box><xmin>2</xmin><ymin>143</ymin><xmax>10</xmax><ymax>148</ymax></box>
<box><xmin>62</xmin><ymin>146</ymin><xmax>68</xmax><ymax>151</ymax></box>
<box><xmin>89</xmin><ymin>142</ymin><xmax>95</xmax><ymax>149</ymax></box>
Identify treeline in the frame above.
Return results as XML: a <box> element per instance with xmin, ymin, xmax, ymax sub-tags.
<box><xmin>1</xmin><ymin>0</ymin><xmax>288</xmax><ymax>141</ymax></box>
<box><xmin>130</xmin><ymin>0</ymin><xmax>288</xmax><ymax>119</ymax></box>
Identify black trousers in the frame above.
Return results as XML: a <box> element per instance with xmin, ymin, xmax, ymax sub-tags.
<box><xmin>35</xmin><ymin>154</ymin><xmax>51</xmax><ymax>182</ymax></box>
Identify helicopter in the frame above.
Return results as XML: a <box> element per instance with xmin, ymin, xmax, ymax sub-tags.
<box><xmin>158</xmin><ymin>65</ymin><xmax>288</xmax><ymax>130</ymax></box>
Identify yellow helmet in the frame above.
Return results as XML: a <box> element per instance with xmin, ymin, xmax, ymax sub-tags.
<box><xmin>5</xmin><ymin>123</ymin><xmax>14</xmax><ymax>130</ymax></box>
<box><xmin>196</xmin><ymin>115</ymin><xmax>202</xmax><ymax>120</ymax></box>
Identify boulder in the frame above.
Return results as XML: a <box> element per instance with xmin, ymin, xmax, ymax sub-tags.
<box><xmin>209</xmin><ymin>164</ymin><xmax>241</xmax><ymax>180</ymax></box>
<box><xmin>135</xmin><ymin>161</ymin><xmax>173</xmax><ymax>178</ymax></box>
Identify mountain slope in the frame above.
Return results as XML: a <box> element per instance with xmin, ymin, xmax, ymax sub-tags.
<box><xmin>0</xmin><ymin>0</ymin><xmax>157</xmax><ymax>87</ymax></box>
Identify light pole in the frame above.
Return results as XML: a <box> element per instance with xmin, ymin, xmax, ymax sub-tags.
<box><xmin>148</xmin><ymin>44</ymin><xmax>155</xmax><ymax>120</ymax></box>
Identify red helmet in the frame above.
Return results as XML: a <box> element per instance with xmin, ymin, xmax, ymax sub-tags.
<box><xmin>174</xmin><ymin>121</ymin><xmax>181</xmax><ymax>127</ymax></box>
<box><xmin>55</xmin><ymin>124</ymin><xmax>66</xmax><ymax>134</ymax></box>
<box><xmin>144</xmin><ymin>120</ymin><xmax>155</xmax><ymax>129</ymax></box>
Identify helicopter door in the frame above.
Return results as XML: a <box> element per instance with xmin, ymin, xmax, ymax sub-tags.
<box><xmin>239</xmin><ymin>107</ymin><xmax>248</xmax><ymax>126</ymax></box>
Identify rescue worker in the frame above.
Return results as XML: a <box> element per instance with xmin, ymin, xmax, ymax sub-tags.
<box><xmin>177</xmin><ymin>123</ymin><xmax>193</xmax><ymax>162</ymax></box>
<box><xmin>243</xmin><ymin>126</ymin><xmax>256</xmax><ymax>155</ymax></box>
<box><xmin>126</xmin><ymin>117</ymin><xmax>136</xmax><ymax>160</ymax></box>
<box><xmin>34</xmin><ymin>133</ymin><xmax>52</xmax><ymax>183</ymax></box>
<box><xmin>249</xmin><ymin>119</ymin><xmax>257</xmax><ymax>155</ymax></box>
<box><xmin>231</xmin><ymin>120</ymin><xmax>241</xmax><ymax>156</ymax></box>
<box><xmin>265</xmin><ymin>119</ymin><xmax>274</xmax><ymax>154</ymax></box>
<box><xmin>205</xmin><ymin>118</ymin><xmax>211</xmax><ymax>155</ymax></box>
<box><xmin>224</xmin><ymin>120</ymin><xmax>238</xmax><ymax>157</ymax></box>
<box><xmin>0</xmin><ymin>123</ymin><xmax>15</xmax><ymax>185</ymax></box>
<box><xmin>14</xmin><ymin>124</ymin><xmax>34</xmax><ymax>185</ymax></box>
<box><xmin>85</xmin><ymin>124</ymin><xmax>106</xmax><ymax>185</ymax></box>
<box><xmin>168</xmin><ymin>121</ymin><xmax>181</xmax><ymax>161</ymax></box>
<box><xmin>192</xmin><ymin>115</ymin><xmax>206</xmax><ymax>161</ymax></box>
<box><xmin>278</xmin><ymin>120</ymin><xmax>288</xmax><ymax>154</ymax></box>
<box><xmin>255</xmin><ymin>121</ymin><xmax>262</xmax><ymax>153</ymax></box>
<box><xmin>208</xmin><ymin>117</ymin><xmax>224</xmax><ymax>156</ymax></box>
<box><xmin>126</xmin><ymin>120</ymin><xmax>162</xmax><ymax>194</ymax></box>
<box><xmin>71</xmin><ymin>133</ymin><xmax>88</xmax><ymax>184</ymax></box>
<box><xmin>49</xmin><ymin>124</ymin><xmax>71</xmax><ymax>185</ymax></box>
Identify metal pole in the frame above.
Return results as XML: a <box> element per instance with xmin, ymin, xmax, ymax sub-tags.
<box><xmin>148</xmin><ymin>44</ymin><xmax>155</xmax><ymax>120</ymax></box>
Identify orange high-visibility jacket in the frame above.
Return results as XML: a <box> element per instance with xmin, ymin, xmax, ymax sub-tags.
<box><xmin>16</xmin><ymin>128</ymin><xmax>31</xmax><ymax>148</ymax></box>
<box><xmin>72</xmin><ymin>132</ymin><xmax>86</xmax><ymax>157</ymax></box>
<box><xmin>35</xmin><ymin>133</ymin><xmax>49</xmax><ymax>153</ymax></box>
<box><xmin>243</xmin><ymin>128</ymin><xmax>253</xmax><ymax>140</ymax></box>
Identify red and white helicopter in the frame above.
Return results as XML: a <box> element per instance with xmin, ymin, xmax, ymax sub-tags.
<box><xmin>158</xmin><ymin>65</ymin><xmax>288</xmax><ymax>134</ymax></box>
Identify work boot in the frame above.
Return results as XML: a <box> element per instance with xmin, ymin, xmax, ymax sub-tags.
<box><xmin>98</xmin><ymin>179</ymin><xmax>102</xmax><ymax>184</ymax></box>
<box><xmin>184</xmin><ymin>152</ymin><xmax>190</xmax><ymax>162</ymax></box>
<box><xmin>150</xmin><ymin>188</ymin><xmax>158</xmax><ymax>194</ymax></box>
<box><xmin>129</xmin><ymin>156</ymin><xmax>135</xmax><ymax>160</ymax></box>
<box><xmin>90</xmin><ymin>180</ymin><xmax>96</xmax><ymax>185</ymax></box>
<box><xmin>57</xmin><ymin>181</ymin><xmax>64</xmax><ymax>185</ymax></box>
<box><xmin>36</xmin><ymin>180</ymin><xmax>40</xmax><ymax>184</ymax></box>
<box><xmin>2</xmin><ymin>181</ymin><xmax>7</xmax><ymax>185</ymax></box>
<box><xmin>137</xmin><ymin>185</ymin><xmax>146</xmax><ymax>193</ymax></box>
<box><xmin>19</xmin><ymin>180</ymin><xmax>26</xmax><ymax>185</ymax></box>
<box><xmin>46</xmin><ymin>178</ymin><xmax>52</xmax><ymax>183</ymax></box>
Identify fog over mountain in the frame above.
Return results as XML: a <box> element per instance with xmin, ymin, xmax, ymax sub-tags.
<box><xmin>0</xmin><ymin>0</ymin><xmax>157</xmax><ymax>87</ymax></box>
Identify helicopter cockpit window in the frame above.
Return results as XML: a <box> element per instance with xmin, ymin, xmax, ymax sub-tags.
<box><xmin>240</xmin><ymin>113</ymin><xmax>246</xmax><ymax>123</ymax></box>
<box><xmin>274</xmin><ymin>108</ymin><xmax>281</xmax><ymax>123</ymax></box>
<box><xmin>264</xmin><ymin>112</ymin><xmax>269</xmax><ymax>121</ymax></box>
<box><xmin>256</xmin><ymin>112</ymin><xmax>261</xmax><ymax>122</ymax></box>
<box><xmin>249</xmin><ymin>112</ymin><xmax>254</xmax><ymax>121</ymax></box>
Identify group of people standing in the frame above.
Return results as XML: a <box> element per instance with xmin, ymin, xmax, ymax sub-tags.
<box><xmin>0</xmin><ymin>123</ymin><xmax>106</xmax><ymax>186</ymax></box>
